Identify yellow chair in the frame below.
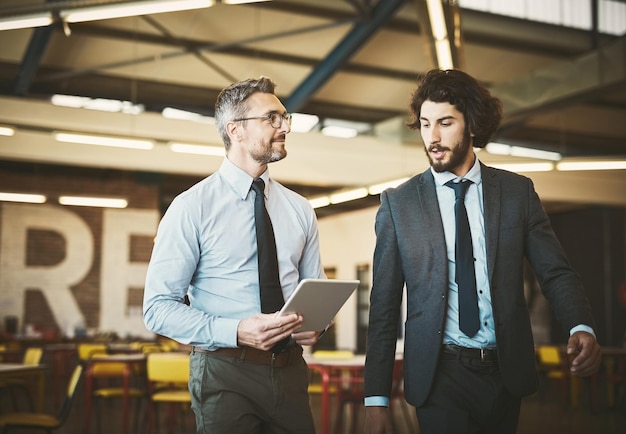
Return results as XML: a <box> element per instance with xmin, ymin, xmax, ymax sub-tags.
<box><xmin>0</xmin><ymin>363</ymin><xmax>83</xmax><ymax>433</ymax></box>
<box><xmin>77</xmin><ymin>343</ymin><xmax>144</xmax><ymax>434</ymax></box>
<box><xmin>145</xmin><ymin>352</ymin><xmax>191</xmax><ymax>434</ymax></box>
<box><xmin>536</xmin><ymin>345</ymin><xmax>572</xmax><ymax>405</ymax></box>
<box><xmin>0</xmin><ymin>347</ymin><xmax>43</xmax><ymax>410</ymax></box>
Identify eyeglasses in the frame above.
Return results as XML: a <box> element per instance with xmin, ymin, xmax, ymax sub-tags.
<box><xmin>233</xmin><ymin>112</ymin><xmax>292</xmax><ymax>129</ymax></box>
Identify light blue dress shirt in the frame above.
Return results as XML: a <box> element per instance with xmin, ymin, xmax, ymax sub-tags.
<box><xmin>143</xmin><ymin>157</ymin><xmax>325</xmax><ymax>350</ymax></box>
<box><xmin>432</xmin><ymin>158</ymin><xmax>497</xmax><ymax>349</ymax></box>
<box><xmin>365</xmin><ymin>157</ymin><xmax>594</xmax><ymax>407</ymax></box>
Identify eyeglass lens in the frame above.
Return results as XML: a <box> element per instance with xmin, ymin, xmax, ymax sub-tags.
<box><xmin>270</xmin><ymin>113</ymin><xmax>291</xmax><ymax>128</ymax></box>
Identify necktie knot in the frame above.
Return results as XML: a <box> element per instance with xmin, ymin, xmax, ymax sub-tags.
<box><xmin>251</xmin><ymin>178</ymin><xmax>265</xmax><ymax>196</ymax></box>
<box><xmin>446</xmin><ymin>179</ymin><xmax>472</xmax><ymax>201</ymax></box>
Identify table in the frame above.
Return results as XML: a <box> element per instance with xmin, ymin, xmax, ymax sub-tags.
<box><xmin>592</xmin><ymin>346</ymin><xmax>626</xmax><ymax>409</ymax></box>
<box><xmin>84</xmin><ymin>353</ymin><xmax>146</xmax><ymax>434</ymax></box>
<box><xmin>306</xmin><ymin>353</ymin><xmax>405</xmax><ymax>434</ymax></box>
<box><xmin>0</xmin><ymin>363</ymin><xmax>46</xmax><ymax>412</ymax></box>
<box><xmin>307</xmin><ymin>354</ymin><xmax>365</xmax><ymax>434</ymax></box>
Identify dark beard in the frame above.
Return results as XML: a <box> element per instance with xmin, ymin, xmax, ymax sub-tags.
<box><xmin>425</xmin><ymin>131</ymin><xmax>472</xmax><ymax>173</ymax></box>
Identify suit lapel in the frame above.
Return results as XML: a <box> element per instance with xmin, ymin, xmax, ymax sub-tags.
<box><xmin>415</xmin><ymin>170</ymin><xmax>448</xmax><ymax>266</ymax></box>
<box><xmin>481</xmin><ymin>164</ymin><xmax>501</xmax><ymax>284</ymax></box>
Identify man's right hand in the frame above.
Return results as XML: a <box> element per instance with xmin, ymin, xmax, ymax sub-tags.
<box><xmin>237</xmin><ymin>312</ymin><xmax>302</xmax><ymax>351</ymax></box>
<box><xmin>364</xmin><ymin>406</ymin><xmax>394</xmax><ymax>434</ymax></box>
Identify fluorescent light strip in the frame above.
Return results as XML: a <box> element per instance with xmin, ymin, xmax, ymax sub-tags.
<box><xmin>290</xmin><ymin>113</ymin><xmax>319</xmax><ymax>133</ymax></box>
<box><xmin>489</xmin><ymin>162</ymin><xmax>554</xmax><ymax>172</ymax></box>
<box><xmin>61</xmin><ymin>0</ymin><xmax>215</xmax><ymax>23</ymax></box>
<box><xmin>222</xmin><ymin>0</ymin><xmax>272</xmax><ymax>4</ymax></box>
<box><xmin>509</xmin><ymin>146</ymin><xmax>561</xmax><ymax>161</ymax></box>
<box><xmin>321</xmin><ymin>126</ymin><xmax>358</xmax><ymax>139</ymax></box>
<box><xmin>52</xmin><ymin>94</ymin><xmax>144</xmax><ymax>114</ymax></box>
<box><xmin>162</xmin><ymin>107</ymin><xmax>214</xmax><ymax>123</ymax></box>
<box><xmin>0</xmin><ymin>13</ymin><xmax>53</xmax><ymax>31</ymax></box>
<box><xmin>556</xmin><ymin>160</ymin><xmax>626</xmax><ymax>171</ymax></box>
<box><xmin>59</xmin><ymin>196</ymin><xmax>128</xmax><ymax>208</ymax></box>
<box><xmin>426</xmin><ymin>0</ymin><xmax>454</xmax><ymax>69</ymax></box>
<box><xmin>486</xmin><ymin>142</ymin><xmax>562</xmax><ymax>161</ymax></box>
<box><xmin>0</xmin><ymin>126</ymin><xmax>15</xmax><ymax>136</ymax></box>
<box><xmin>329</xmin><ymin>188</ymin><xmax>369</xmax><ymax>205</ymax></box>
<box><xmin>368</xmin><ymin>177</ymin><xmax>410</xmax><ymax>195</ymax></box>
<box><xmin>426</xmin><ymin>0</ymin><xmax>447</xmax><ymax>40</ymax></box>
<box><xmin>309</xmin><ymin>196</ymin><xmax>331</xmax><ymax>209</ymax></box>
<box><xmin>55</xmin><ymin>132</ymin><xmax>154</xmax><ymax>150</ymax></box>
<box><xmin>0</xmin><ymin>192</ymin><xmax>47</xmax><ymax>204</ymax></box>
<box><xmin>169</xmin><ymin>142</ymin><xmax>224</xmax><ymax>156</ymax></box>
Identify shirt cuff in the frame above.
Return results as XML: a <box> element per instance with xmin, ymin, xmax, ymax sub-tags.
<box><xmin>570</xmin><ymin>324</ymin><xmax>596</xmax><ymax>339</ymax></box>
<box><xmin>364</xmin><ymin>396</ymin><xmax>389</xmax><ymax>407</ymax></box>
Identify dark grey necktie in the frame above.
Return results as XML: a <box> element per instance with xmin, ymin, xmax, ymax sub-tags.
<box><xmin>251</xmin><ymin>179</ymin><xmax>288</xmax><ymax>352</ymax></box>
<box><xmin>446</xmin><ymin>179</ymin><xmax>480</xmax><ymax>337</ymax></box>
<box><xmin>251</xmin><ymin>178</ymin><xmax>284</xmax><ymax>313</ymax></box>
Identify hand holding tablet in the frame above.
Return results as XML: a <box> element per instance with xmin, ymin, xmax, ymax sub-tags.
<box><xmin>278</xmin><ymin>279</ymin><xmax>360</xmax><ymax>332</ymax></box>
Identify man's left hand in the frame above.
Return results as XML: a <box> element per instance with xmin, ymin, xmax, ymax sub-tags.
<box><xmin>291</xmin><ymin>330</ymin><xmax>319</xmax><ymax>346</ymax></box>
<box><xmin>567</xmin><ymin>331</ymin><xmax>602</xmax><ymax>376</ymax></box>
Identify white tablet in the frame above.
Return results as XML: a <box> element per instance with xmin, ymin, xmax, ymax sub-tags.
<box><xmin>279</xmin><ymin>278</ymin><xmax>360</xmax><ymax>332</ymax></box>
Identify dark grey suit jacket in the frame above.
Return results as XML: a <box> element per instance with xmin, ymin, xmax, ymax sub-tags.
<box><xmin>364</xmin><ymin>163</ymin><xmax>595</xmax><ymax>407</ymax></box>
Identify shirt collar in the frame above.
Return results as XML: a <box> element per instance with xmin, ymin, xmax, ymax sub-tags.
<box><xmin>431</xmin><ymin>154</ymin><xmax>482</xmax><ymax>187</ymax></box>
<box><xmin>219</xmin><ymin>157</ymin><xmax>270</xmax><ymax>200</ymax></box>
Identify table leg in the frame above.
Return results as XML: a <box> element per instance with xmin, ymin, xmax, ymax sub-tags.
<box><xmin>320</xmin><ymin>368</ymin><xmax>330</xmax><ymax>434</ymax></box>
<box><xmin>84</xmin><ymin>369</ymin><xmax>93</xmax><ymax>434</ymax></box>
<box><xmin>122</xmin><ymin>365</ymin><xmax>130</xmax><ymax>434</ymax></box>
<box><xmin>35</xmin><ymin>369</ymin><xmax>45</xmax><ymax>412</ymax></box>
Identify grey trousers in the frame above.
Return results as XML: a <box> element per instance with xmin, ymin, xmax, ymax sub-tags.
<box><xmin>189</xmin><ymin>347</ymin><xmax>316</xmax><ymax>434</ymax></box>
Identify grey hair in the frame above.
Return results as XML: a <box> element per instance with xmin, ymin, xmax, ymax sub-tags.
<box><xmin>214</xmin><ymin>76</ymin><xmax>277</xmax><ymax>150</ymax></box>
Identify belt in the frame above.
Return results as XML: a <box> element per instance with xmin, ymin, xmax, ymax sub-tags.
<box><xmin>442</xmin><ymin>344</ymin><xmax>498</xmax><ymax>362</ymax></box>
<box><xmin>192</xmin><ymin>346</ymin><xmax>296</xmax><ymax>368</ymax></box>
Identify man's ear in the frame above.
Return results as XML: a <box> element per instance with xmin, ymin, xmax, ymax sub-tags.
<box><xmin>226</xmin><ymin>121</ymin><xmax>240</xmax><ymax>142</ymax></box>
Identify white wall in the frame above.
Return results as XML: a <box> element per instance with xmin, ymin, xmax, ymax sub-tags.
<box><xmin>317</xmin><ymin>206</ymin><xmax>379</xmax><ymax>351</ymax></box>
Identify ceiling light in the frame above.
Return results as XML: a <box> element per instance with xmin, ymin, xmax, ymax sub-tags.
<box><xmin>489</xmin><ymin>163</ymin><xmax>554</xmax><ymax>172</ymax></box>
<box><xmin>368</xmin><ymin>177</ymin><xmax>410</xmax><ymax>195</ymax></box>
<box><xmin>426</xmin><ymin>0</ymin><xmax>447</xmax><ymax>41</ymax></box>
<box><xmin>426</xmin><ymin>0</ymin><xmax>454</xmax><ymax>69</ymax></box>
<box><xmin>486</xmin><ymin>142</ymin><xmax>562</xmax><ymax>161</ymax></box>
<box><xmin>290</xmin><ymin>113</ymin><xmax>319</xmax><ymax>133</ymax></box>
<box><xmin>51</xmin><ymin>94</ymin><xmax>90</xmax><ymax>108</ymax></box>
<box><xmin>434</xmin><ymin>39</ymin><xmax>454</xmax><ymax>70</ymax></box>
<box><xmin>61</xmin><ymin>0</ymin><xmax>215</xmax><ymax>23</ymax></box>
<box><xmin>0</xmin><ymin>192</ymin><xmax>46</xmax><ymax>204</ymax></box>
<box><xmin>0</xmin><ymin>12</ymin><xmax>53</xmax><ymax>31</ymax></box>
<box><xmin>222</xmin><ymin>0</ymin><xmax>272</xmax><ymax>4</ymax></box>
<box><xmin>321</xmin><ymin>126</ymin><xmax>358</xmax><ymax>139</ymax></box>
<box><xmin>54</xmin><ymin>132</ymin><xmax>154</xmax><ymax>150</ymax></box>
<box><xmin>309</xmin><ymin>196</ymin><xmax>331</xmax><ymax>209</ymax></box>
<box><xmin>0</xmin><ymin>126</ymin><xmax>15</xmax><ymax>136</ymax></box>
<box><xmin>169</xmin><ymin>142</ymin><xmax>224</xmax><ymax>156</ymax></box>
<box><xmin>556</xmin><ymin>160</ymin><xmax>626</xmax><ymax>171</ymax></box>
<box><xmin>329</xmin><ymin>188</ymin><xmax>369</xmax><ymax>205</ymax></box>
<box><xmin>51</xmin><ymin>94</ymin><xmax>144</xmax><ymax>114</ymax></box>
<box><xmin>58</xmin><ymin>196</ymin><xmax>128</xmax><ymax>208</ymax></box>
<box><xmin>509</xmin><ymin>146</ymin><xmax>561</xmax><ymax>161</ymax></box>
<box><xmin>161</xmin><ymin>107</ymin><xmax>214</xmax><ymax>123</ymax></box>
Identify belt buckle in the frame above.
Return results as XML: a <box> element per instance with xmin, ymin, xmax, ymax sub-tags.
<box><xmin>480</xmin><ymin>348</ymin><xmax>486</xmax><ymax>362</ymax></box>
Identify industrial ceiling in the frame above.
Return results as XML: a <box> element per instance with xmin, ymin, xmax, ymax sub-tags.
<box><xmin>0</xmin><ymin>0</ymin><xmax>624</xmax><ymax>217</ymax></box>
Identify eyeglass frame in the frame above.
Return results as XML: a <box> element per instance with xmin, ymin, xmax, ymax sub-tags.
<box><xmin>232</xmin><ymin>111</ymin><xmax>292</xmax><ymax>129</ymax></box>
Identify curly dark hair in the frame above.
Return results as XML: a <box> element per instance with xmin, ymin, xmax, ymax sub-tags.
<box><xmin>406</xmin><ymin>69</ymin><xmax>502</xmax><ymax>148</ymax></box>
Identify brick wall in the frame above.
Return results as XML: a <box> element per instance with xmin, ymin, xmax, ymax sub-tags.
<box><xmin>0</xmin><ymin>161</ymin><xmax>166</xmax><ymax>338</ymax></box>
